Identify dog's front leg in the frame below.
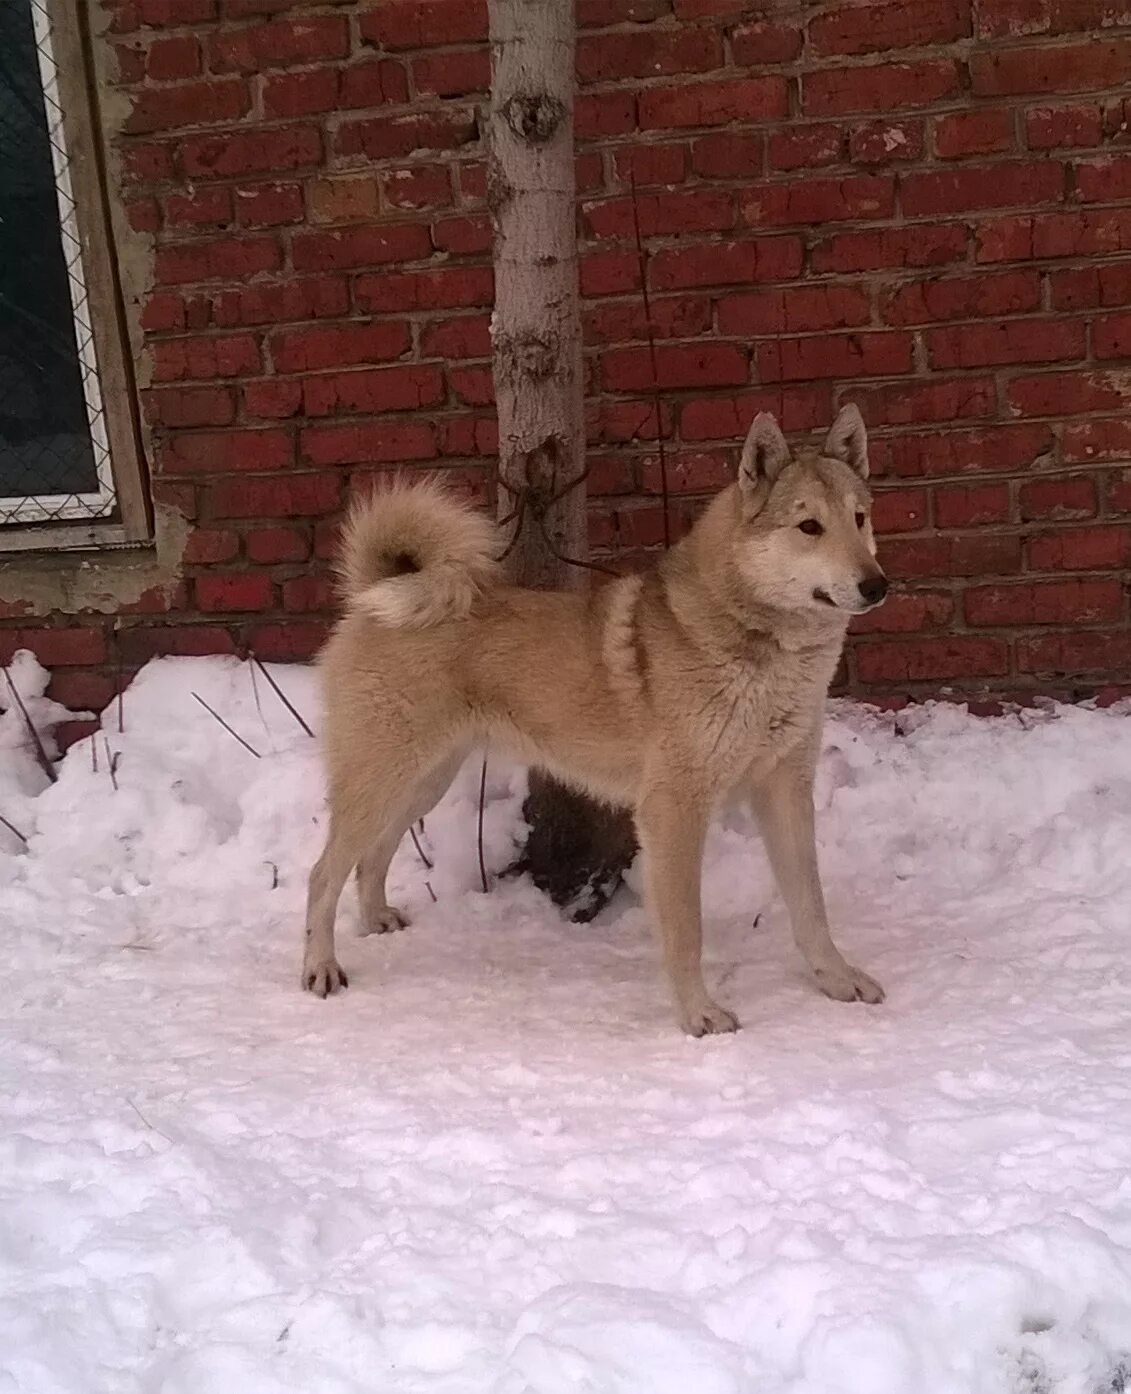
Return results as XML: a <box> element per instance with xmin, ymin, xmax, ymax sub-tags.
<box><xmin>750</xmin><ymin>752</ymin><xmax>884</xmax><ymax>1005</ymax></box>
<box><xmin>636</xmin><ymin>781</ymin><xmax>739</xmax><ymax>1037</ymax></box>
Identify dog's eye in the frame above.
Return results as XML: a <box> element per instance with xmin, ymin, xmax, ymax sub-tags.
<box><xmin>797</xmin><ymin>519</ymin><xmax>824</xmax><ymax>536</ymax></box>
<box><xmin>855</xmin><ymin>511</ymin><xmax>866</xmax><ymax>529</ymax></box>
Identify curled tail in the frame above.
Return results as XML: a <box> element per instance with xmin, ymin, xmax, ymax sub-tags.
<box><xmin>337</xmin><ymin>479</ymin><xmax>501</xmax><ymax>628</ymax></box>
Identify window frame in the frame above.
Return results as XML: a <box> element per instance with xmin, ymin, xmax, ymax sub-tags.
<box><xmin>0</xmin><ymin>0</ymin><xmax>150</xmax><ymax>554</ymax></box>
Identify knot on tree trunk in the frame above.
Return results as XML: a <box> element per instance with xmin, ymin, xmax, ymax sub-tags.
<box><xmin>502</xmin><ymin>91</ymin><xmax>566</xmax><ymax>145</ymax></box>
<box><xmin>495</xmin><ymin>329</ymin><xmax>558</xmax><ymax>381</ymax></box>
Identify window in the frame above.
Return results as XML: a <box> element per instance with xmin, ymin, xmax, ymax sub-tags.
<box><xmin>0</xmin><ymin>0</ymin><xmax>148</xmax><ymax>551</ymax></box>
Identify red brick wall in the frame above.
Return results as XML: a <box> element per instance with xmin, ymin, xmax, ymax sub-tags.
<box><xmin>6</xmin><ymin>0</ymin><xmax>1131</xmax><ymax>713</ymax></box>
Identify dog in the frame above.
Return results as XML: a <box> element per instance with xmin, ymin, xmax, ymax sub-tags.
<box><xmin>303</xmin><ymin>404</ymin><xmax>888</xmax><ymax>1036</ymax></box>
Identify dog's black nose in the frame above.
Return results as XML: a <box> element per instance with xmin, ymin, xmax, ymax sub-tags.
<box><xmin>858</xmin><ymin>575</ymin><xmax>888</xmax><ymax>606</ymax></box>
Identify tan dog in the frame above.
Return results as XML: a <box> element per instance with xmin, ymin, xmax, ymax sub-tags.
<box><xmin>304</xmin><ymin>405</ymin><xmax>888</xmax><ymax>1036</ymax></box>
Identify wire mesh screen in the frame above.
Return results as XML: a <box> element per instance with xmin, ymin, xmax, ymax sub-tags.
<box><xmin>0</xmin><ymin>0</ymin><xmax>117</xmax><ymax>528</ymax></box>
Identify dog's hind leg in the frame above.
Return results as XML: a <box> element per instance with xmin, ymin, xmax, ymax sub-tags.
<box><xmin>355</xmin><ymin>753</ymin><xmax>463</xmax><ymax>936</ymax></box>
<box><xmin>636</xmin><ymin>778</ymin><xmax>739</xmax><ymax>1037</ymax></box>
<box><xmin>750</xmin><ymin>749</ymin><xmax>884</xmax><ymax>1006</ymax></box>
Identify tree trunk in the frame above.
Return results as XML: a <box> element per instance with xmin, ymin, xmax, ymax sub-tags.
<box><xmin>487</xmin><ymin>0</ymin><xmax>636</xmax><ymax>921</ymax></box>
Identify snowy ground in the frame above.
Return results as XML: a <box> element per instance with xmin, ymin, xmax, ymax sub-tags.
<box><xmin>2</xmin><ymin>652</ymin><xmax>1131</xmax><ymax>1394</ymax></box>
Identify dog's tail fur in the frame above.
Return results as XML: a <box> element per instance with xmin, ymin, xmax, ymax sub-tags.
<box><xmin>336</xmin><ymin>479</ymin><xmax>500</xmax><ymax>628</ymax></box>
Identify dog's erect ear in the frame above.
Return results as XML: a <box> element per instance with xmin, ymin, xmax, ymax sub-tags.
<box><xmin>822</xmin><ymin>403</ymin><xmax>869</xmax><ymax>479</ymax></box>
<box><xmin>738</xmin><ymin>413</ymin><xmax>790</xmax><ymax>505</ymax></box>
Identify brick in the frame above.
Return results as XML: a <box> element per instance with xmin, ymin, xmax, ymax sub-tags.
<box><xmin>1062</xmin><ymin>417</ymin><xmax>1131</xmax><ymax>461</ymax></box>
<box><xmin>1027</xmin><ymin>526</ymin><xmax>1131</xmax><ymax>570</ymax></box>
<box><xmin>935</xmin><ymin>483</ymin><xmax>1012</xmax><ymax>527</ymax></box>
<box><xmin>810</xmin><ymin>0</ymin><xmax>970</xmax><ymax>55</ymax></box>
<box><xmin>162</xmin><ymin>428</ymin><xmax>294</xmax><ymax>473</ymax></box>
<box><xmin>140</xmin><ymin>288</ymin><xmax>185</xmax><ymax>331</ymax></box>
<box><xmin>679</xmin><ymin>386</ymin><xmax>834</xmax><ymax>439</ymax></box>
<box><xmin>576</xmin><ymin>91</ymin><xmax>637</xmax><ymax>139</ymax></box>
<box><xmin>382</xmin><ymin>166</ymin><xmax>453</xmax><ymax>210</ymax></box>
<box><xmin>584</xmin><ymin>295</ymin><xmax>712</xmax><ymax>346</ymax></box>
<box><xmin>739</xmin><ymin>175</ymin><xmax>894</xmax><ymax>227</ymax></box>
<box><xmin>207</xmin><ymin>16</ymin><xmax>348</xmax><ymax>72</ymax></box>
<box><xmin>145</xmin><ymin>384</ymin><xmax>236</xmax><ymax>427</ymax></box>
<box><xmin>934</xmin><ymin>109</ymin><xmax>1015</xmax><ymax>159</ymax></box>
<box><xmin>1110</xmin><ymin>470</ymin><xmax>1131</xmax><ymax>512</ymax></box>
<box><xmin>925</xmin><ymin>319</ymin><xmax>1085</xmax><ymax>369</ymax></box>
<box><xmin>768</xmin><ymin>124</ymin><xmax>844</xmax><ymax>171</ymax></box>
<box><xmin>245</xmin><ymin>526</ymin><xmax>310</xmax><ymax>563</ymax></box>
<box><xmin>203</xmin><ymin>474</ymin><xmax>342</xmax><ymax>519</ymax></box>
<box><xmin>271</xmin><ymin>323</ymin><xmax>410</xmax><ymax>373</ymax></box>
<box><xmin>180</xmin><ymin>127</ymin><xmax>322</xmax><ymax>181</ymax></box>
<box><xmin>883</xmin><ymin>423</ymin><xmax>1052</xmax><ymax>473</ymax></box>
<box><xmin>731</xmin><ymin>19</ymin><xmax>803</xmax><ymax>64</ymax></box>
<box><xmin>431</xmin><ymin>215</ymin><xmax>492</xmax><ymax>255</ymax></box>
<box><xmin>602</xmin><ymin>344</ymin><xmax>749</xmax><ymax>392</ymax></box>
<box><xmin>262</xmin><ymin>68</ymin><xmax>339</xmax><ymax>118</ymax></box>
<box><xmin>291</xmin><ymin>224</ymin><xmax>432</xmax><ymax>272</ymax></box>
<box><xmin>48</xmin><ymin>672</ymin><xmax>119</xmax><ymax>713</ymax></box>
<box><xmin>359</xmin><ymin>0</ymin><xmax>487</xmax><ymax>50</ymax></box>
<box><xmin>1048</xmin><ymin>265</ymin><xmax>1131</xmax><ymax>312</ymax></box>
<box><xmin>282</xmin><ymin>575</ymin><xmax>335</xmax><ymax>613</ymax></box>
<box><xmin>804</xmin><ymin>61</ymin><xmax>962</xmax><ymax>116</ymax></box>
<box><xmin>164</xmin><ymin>187</ymin><xmax>232</xmax><ymax>229</ymax></box>
<box><xmin>851</xmin><ymin>380</ymin><xmax>997</xmax><ymax>428</ymax></box>
<box><xmin>121</xmin><ymin>142</ymin><xmax>174</xmax><ymax>183</ymax></box>
<box><xmin>1025</xmin><ymin>104</ymin><xmax>1104</xmax><ymax>150</ymax></box>
<box><xmin>901</xmin><ymin>162</ymin><xmax>1064</xmax><ymax>216</ymax></box>
<box><xmin>183</xmin><ymin>528</ymin><xmax>240</xmax><ymax>563</ymax></box>
<box><xmin>581</xmin><ymin>251</ymin><xmax>640</xmax><ymax>297</ymax></box>
<box><xmin>146</xmin><ymin>35</ymin><xmax>202</xmax><ymax>79</ymax></box>
<box><xmin>757</xmin><ymin>332</ymin><xmax>913</xmax><ymax>382</ymax></box>
<box><xmin>339</xmin><ymin>59</ymin><xmax>411</xmax><ymax>108</ymax></box>
<box><xmin>971</xmin><ymin>41</ymin><xmax>1131</xmax><ymax>96</ymax></box>
<box><xmin>151</xmin><ymin>334</ymin><xmax>261</xmax><ymax>382</ymax></box>
<box><xmin>855</xmin><ymin>637</ymin><xmax>1009</xmax><ymax>682</ymax></box>
<box><xmin>883</xmin><ymin>271</ymin><xmax>1041</xmax><ymax>325</ymax></box>
<box><xmin>965</xmin><ymin>578</ymin><xmax>1122</xmax><ymax>625</ymax></box>
<box><xmin>871</xmin><ymin>487</ymin><xmax>928</xmax><ymax>533</ymax></box>
<box><xmin>717</xmin><ymin>284</ymin><xmax>871</xmax><ymax>335</ymax></box>
<box><xmin>1007</xmin><ymin>370</ymin><xmax>1131</xmax><ymax>416</ymax></box>
<box><xmin>126</xmin><ymin>78</ymin><xmax>249</xmax><ymax>133</ymax></box>
<box><xmin>975</xmin><ymin>210</ymin><xmax>1131</xmax><ymax>263</ymax></box>
<box><xmin>246</xmin><ymin>622</ymin><xmax>330</xmax><ymax>662</ymax></box>
<box><xmin>412</xmin><ymin>49</ymin><xmax>490</xmax><ymax>97</ymax></box>
<box><xmin>589</xmin><ymin>399</ymin><xmax>673</xmax><ymax>443</ymax></box>
<box><xmin>125</xmin><ymin>197</ymin><xmax>161</xmax><ymax>234</ymax></box>
<box><xmin>849</xmin><ymin>591</ymin><xmax>954</xmax><ymax>635</ymax></box>
<box><xmin>1094</xmin><ymin>312</ymin><xmax>1131</xmax><ymax>359</ymax></box>
<box><xmin>307</xmin><ymin>178</ymin><xmax>379</xmax><ymax>225</ymax></box>
<box><xmin>195</xmin><ymin>573</ymin><xmax>274</xmax><ymax>613</ymax></box>
<box><xmin>436</xmin><ymin>416</ymin><xmax>497</xmax><ymax>457</ymax></box>
<box><xmin>136</xmin><ymin>0</ymin><xmax>216</xmax><ymax>25</ymax></box>
<box><xmin>639</xmin><ymin>450</ymin><xmax>733</xmax><ymax>496</ymax></box>
<box><xmin>420</xmin><ymin>315</ymin><xmax>491</xmax><ymax>359</ymax></box>
<box><xmin>243</xmin><ymin>380</ymin><xmax>303</xmax><ymax>419</ymax></box>
<box><xmin>154</xmin><ymin>237</ymin><xmax>281</xmax><ymax>286</ymax></box>
<box><xmin>1019</xmin><ymin>475</ymin><xmax>1097</xmax><ymax>520</ymax></box>
<box><xmin>354</xmin><ymin>266</ymin><xmax>494</xmax><ymax>313</ymax></box>
<box><xmin>811</xmin><ymin>223</ymin><xmax>967</xmax><ymax>273</ymax></box>
<box><xmin>649</xmin><ymin>237</ymin><xmax>803</xmax><ymax>289</ymax></box>
<box><xmin>577</xmin><ymin>29</ymin><xmax>721</xmax><ymax>82</ymax></box>
<box><xmin>1018</xmin><ymin>630</ymin><xmax>1131</xmax><ymax>675</ymax></box>
<box><xmin>0</xmin><ymin>627</ymin><xmax>107</xmax><ymax>667</ymax></box>
<box><xmin>302</xmin><ymin>365</ymin><xmax>445</xmax><ymax>417</ymax></box>
<box><xmin>301</xmin><ymin>422</ymin><xmax>436</xmax><ymax>465</ymax></box>
<box><xmin>209</xmin><ymin>277</ymin><xmax>350</xmax><ymax>327</ymax></box>
<box><xmin>117</xmin><ymin>625</ymin><xmax>237</xmax><ymax>663</ymax></box>
<box><xmin>232</xmin><ymin>183</ymin><xmax>302</xmax><ymax>228</ymax></box>
<box><xmin>577</xmin><ymin>0</ymin><xmax>671</xmax><ymax>23</ymax></box>
<box><xmin>335</xmin><ymin>111</ymin><xmax>476</xmax><ymax>161</ymax></box>
<box><xmin>615</xmin><ymin>143</ymin><xmax>690</xmax><ymax>187</ymax></box>
<box><xmin>638</xmin><ymin>78</ymin><xmax>788</xmax><ymax>130</ymax></box>
<box><xmin>583</xmin><ymin>191</ymin><xmax>734</xmax><ymax>240</ymax></box>
<box><xmin>447</xmin><ymin>367</ymin><xmax>494</xmax><ymax>405</ymax></box>
<box><xmin>850</xmin><ymin>119</ymin><xmax>925</xmax><ymax>164</ymax></box>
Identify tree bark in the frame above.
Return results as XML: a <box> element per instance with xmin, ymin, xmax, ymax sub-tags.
<box><xmin>487</xmin><ymin>0</ymin><xmax>636</xmax><ymax>921</ymax></box>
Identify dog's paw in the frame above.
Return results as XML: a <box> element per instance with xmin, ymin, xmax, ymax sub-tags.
<box><xmin>302</xmin><ymin>959</ymin><xmax>349</xmax><ymax>997</ymax></box>
<box><xmin>358</xmin><ymin>905</ymin><xmax>410</xmax><ymax>937</ymax></box>
<box><xmin>680</xmin><ymin>999</ymin><xmax>740</xmax><ymax>1038</ymax></box>
<box><xmin>814</xmin><ymin>962</ymin><xmax>884</xmax><ymax>1005</ymax></box>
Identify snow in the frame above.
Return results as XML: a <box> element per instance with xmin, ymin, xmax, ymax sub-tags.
<box><xmin>2</xmin><ymin>650</ymin><xmax>1131</xmax><ymax>1394</ymax></box>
